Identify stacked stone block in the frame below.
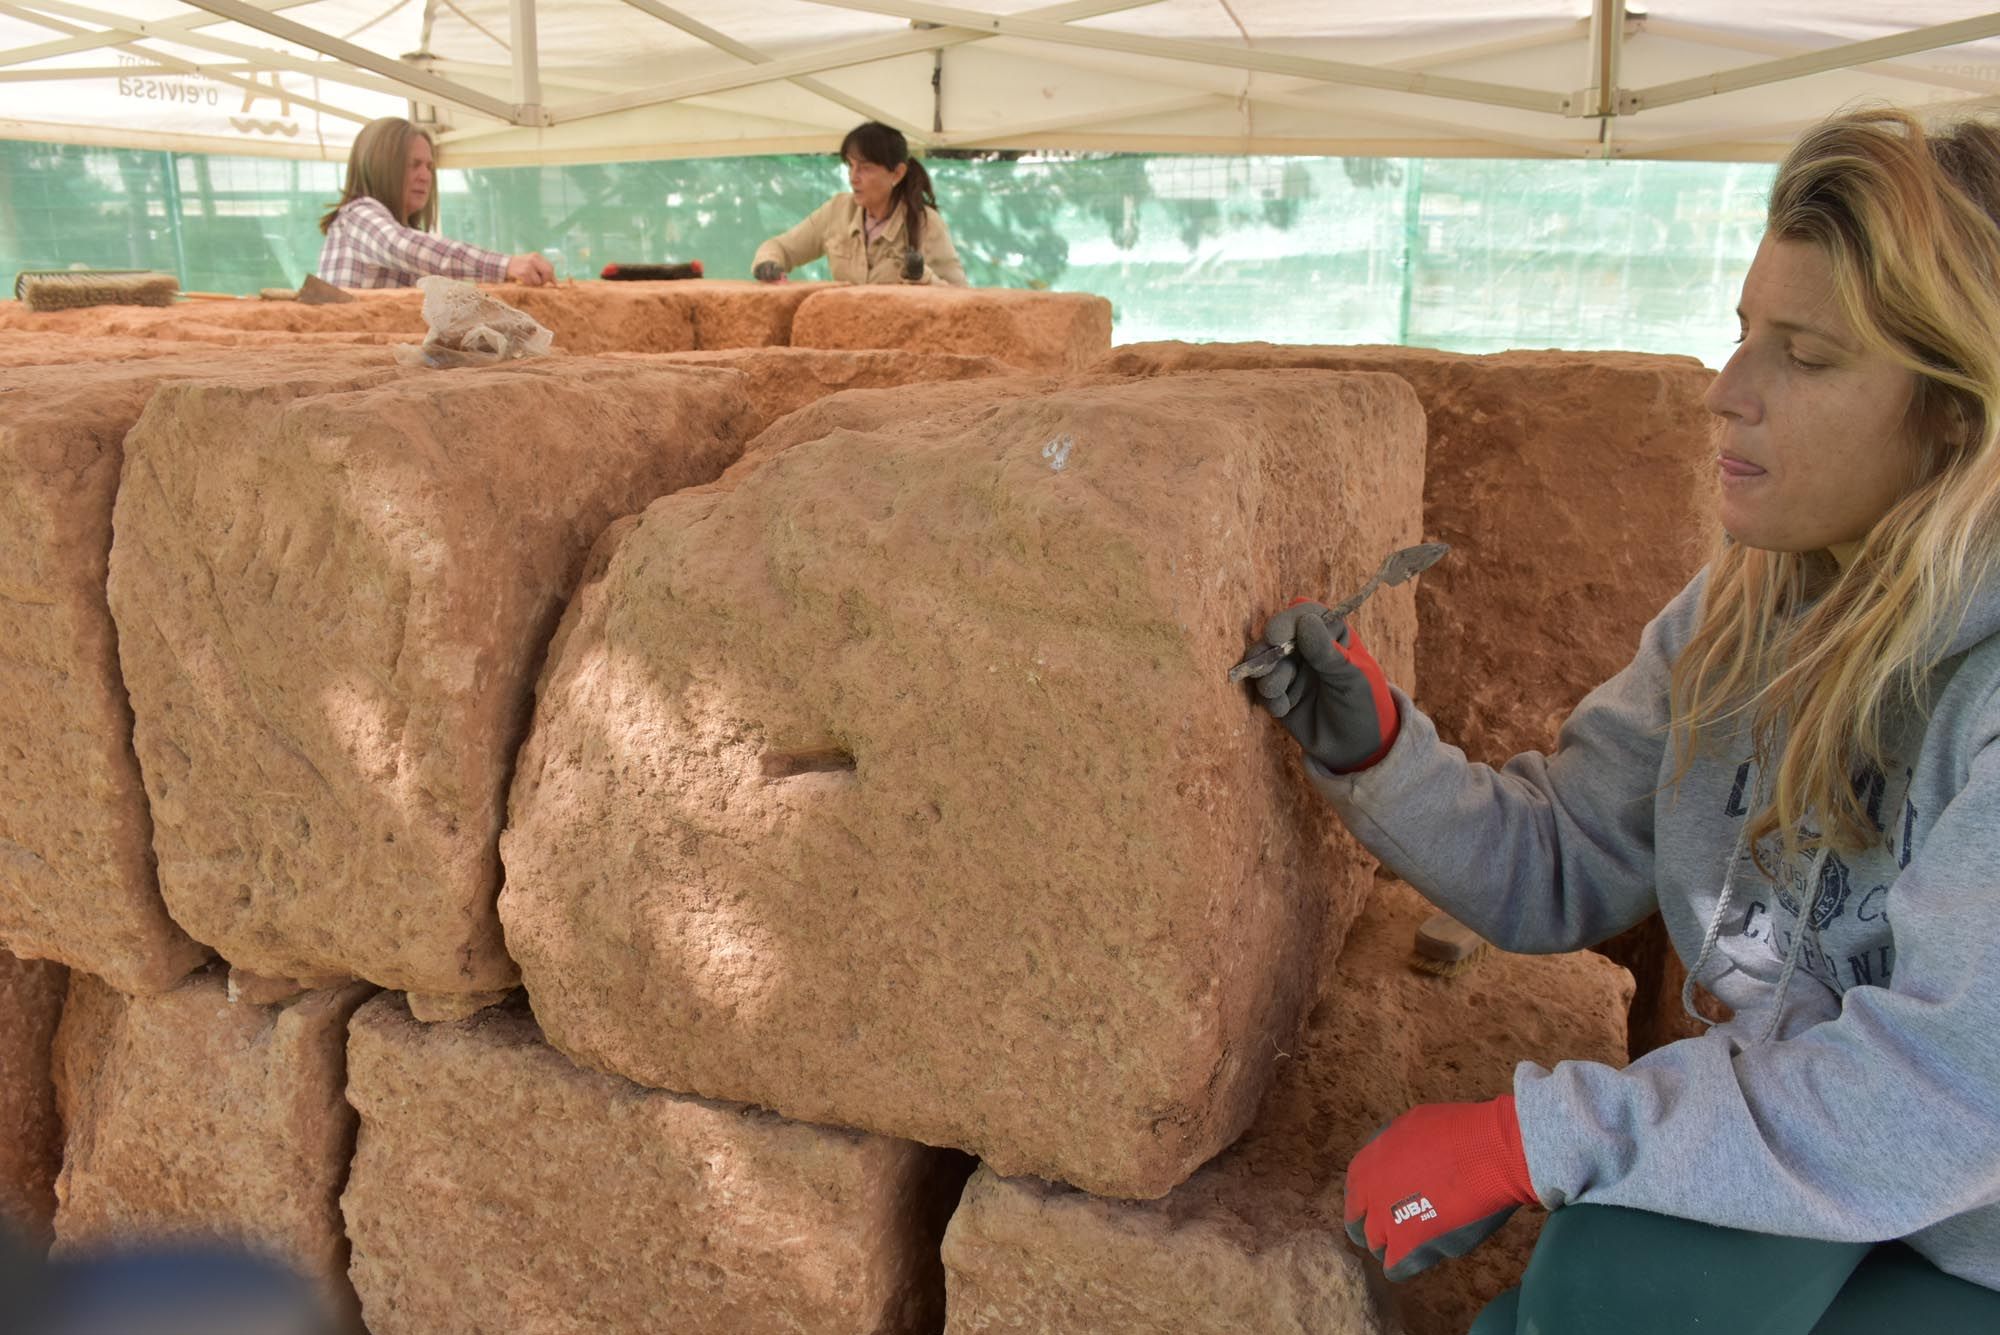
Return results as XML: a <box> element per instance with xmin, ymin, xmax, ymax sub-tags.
<box><xmin>499</xmin><ymin>369</ymin><xmax>1426</xmax><ymax>1198</ymax></box>
<box><xmin>0</xmin><ymin>302</ymin><xmax>1704</xmax><ymax>1334</ymax></box>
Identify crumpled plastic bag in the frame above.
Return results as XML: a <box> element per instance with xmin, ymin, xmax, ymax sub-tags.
<box><xmin>393</xmin><ymin>275</ymin><xmax>555</xmax><ymax>368</ymax></box>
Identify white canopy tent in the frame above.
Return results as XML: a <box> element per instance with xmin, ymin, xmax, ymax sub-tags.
<box><xmin>0</xmin><ymin>1</ymin><xmax>1997</xmax><ymax>165</ymax></box>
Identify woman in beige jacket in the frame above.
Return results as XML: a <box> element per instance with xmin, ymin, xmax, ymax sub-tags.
<box><xmin>753</xmin><ymin>122</ymin><xmax>968</xmax><ymax>286</ymax></box>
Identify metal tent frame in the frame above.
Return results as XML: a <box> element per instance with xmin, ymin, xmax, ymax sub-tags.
<box><xmin>2</xmin><ymin>1</ymin><xmax>1998</xmax><ymax>163</ymax></box>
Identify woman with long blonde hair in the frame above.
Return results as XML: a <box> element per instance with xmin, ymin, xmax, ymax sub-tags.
<box><xmin>316</xmin><ymin>116</ymin><xmax>552</xmax><ymax>289</ymax></box>
<box><xmin>1250</xmin><ymin>107</ymin><xmax>2000</xmax><ymax>1330</ymax></box>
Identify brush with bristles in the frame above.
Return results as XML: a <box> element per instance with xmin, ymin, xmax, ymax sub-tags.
<box><xmin>1410</xmin><ymin>910</ymin><xmax>1491</xmax><ymax>978</ymax></box>
<box><xmin>14</xmin><ymin>269</ymin><xmax>179</xmax><ymax>312</ymax></box>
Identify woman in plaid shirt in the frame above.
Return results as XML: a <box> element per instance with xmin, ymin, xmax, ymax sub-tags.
<box><xmin>316</xmin><ymin>117</ymin><xmax>553</xmax><ymax>290</ymax></box>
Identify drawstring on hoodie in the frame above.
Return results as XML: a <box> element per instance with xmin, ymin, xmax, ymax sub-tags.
<box><xmin>1680</xmin><ymin>765</ymin><xmax>1831</xmax><ymax>1042</ymax></box>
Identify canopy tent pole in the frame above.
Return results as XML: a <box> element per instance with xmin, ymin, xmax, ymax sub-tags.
<box><xmin>508</xmin><ymin>0</ymin><xmax>537</xmax><ymax>121</ymax></box>
<box><xmin>3</xmin><ymin>0</ymin><xmax>438</xmax><ymax>101</ymax></box>
<box><xmin>613</xmin><ymin>0</ymin><xmax>925</xmax><ymax>139</ymax></box>
<box><xmin>1638</xmin><ymin>16</ymin><xmax>2000</xmax><ymax>98</ymax></box>
<box><xmin>1624</xmin><ymin>10</ymin><xmax>2000</xmax><ymax>113</ymax></box>
<box><xmin>177</xmin><ymin>0</ymin><xmax>526</xmax><ymax>121</ymax></box>
<box><xmin>795</xmin><ymin>0</ymin><xmax>1571</xmax><ymax>116</ymax></box>
<box><xmin>0</xmin><ymin>0</ymin><xmax>369</xmax><ymax>122</ymax></box>
<box><xmin>0</xmin><ymin>0</ymin><xmax>319</xmax><ymax>69</ymax></box>
<box><xmin>548</xmin><ymin>0</ymin><xmax>1142</xmax><ymax>125</ymax></box>
<box><xmin>1580</xmin><ymin>0</ymin><xmax>1625</xmax><ymax>156</ymax></box>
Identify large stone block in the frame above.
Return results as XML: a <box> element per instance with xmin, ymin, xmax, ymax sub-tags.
<box><xmin>0</xmin><ymin>291</ymin><xmax>428</xmax><ymax>342</ymax></box>
<box><xmin>1091</xmin><ymin>342</ymin><xmax>1718</xmax><ymax>1067</ymax></box>
<box><xmin>2</xmin><ymin>352</ymin><xmax>393</xmax><ymax>992</ymax></box>
<box><xmin>52</xmin><ymin>969</ymin><xmax>371</xmax><ymax>1328</ymax></box>
<box><xmin>0</xmin><ymin>332</ymin><xmax>235</xmax><ymax>365</ymax></box>
<box><xmin>941</xmin><ymin>881</ymin><xmax>1634</xmax><ymax>1335</ymax></box>
<box><xmin>0</xmin><ymin>281</ymin><xmax>825</xmax><ymax>355</ymax></box>
<box><xmin>661</xmin><ymin>278</ymin><xmax>832</xmax><ymax>350</ymax></box>
<box><xmin>0</xmin><ymin>948</ymin><xmax>65</xmax><ymax>1249</ymax></box>
<box><xmin>637</xmin><ymin>347</ymin><xmax>1012</xmax><ymax>436</ymax></box>
<box><xmin>108</xmin><ymin>358</ymin><xmax>754</xmax><ymax>996</ymax></box>
<box><xmin>344</xmin><ymin>993</ymin><xmax>967</xmax><ymax>1335</ymax></box>
<box><xmin>1091</xmin><ymin>343</ymin><xmax>1718</xmax><ymax>763</ymax></box>
<box><xmin>501</xmin><ymin>369</ymin><xmax>1426</xmax><ymax>1197</ymax></box>
<box><xmin>791</xmin><ymin>287</ymin><xmax>1113</xmax><ymax>371</ymax></box>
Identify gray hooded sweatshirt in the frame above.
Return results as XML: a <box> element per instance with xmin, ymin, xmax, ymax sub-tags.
<box><xmin>1310</xmin><ymin>566</ymin><xmax>2000</xmax><ymax>1290</ymax></box>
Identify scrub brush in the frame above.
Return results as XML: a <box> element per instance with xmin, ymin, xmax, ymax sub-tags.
<box><xmin>1410</xmin><ymin>911</ymin><xmax>1490</xmax><ymax>977</ymax></box>
<box><xmin>14</xmin><ymin>269</ymin><xmax>179</xmax><ymax>311</ymax></box>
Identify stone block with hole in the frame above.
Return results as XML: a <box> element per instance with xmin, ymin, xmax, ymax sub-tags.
<box><xmin>500</xmin><ymin>369</ymin><xmax>1425</xmax><ymax>1198</ymax></box>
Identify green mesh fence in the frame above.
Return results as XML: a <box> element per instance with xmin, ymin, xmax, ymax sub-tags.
<box><xmin>0</xmin><ymin>139</ymin><xmax>1774</xmax><ymax>367</ymax></box>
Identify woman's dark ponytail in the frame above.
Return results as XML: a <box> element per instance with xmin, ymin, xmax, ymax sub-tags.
<box><xmin>896</xmin><ymin>157</ymin><xmax>938</xmax><ymax>252</ymax></box>
<box><xmin>840</xmin><ymin>120</ymin><xmax>939</xmax><ymax>251</ymax></box>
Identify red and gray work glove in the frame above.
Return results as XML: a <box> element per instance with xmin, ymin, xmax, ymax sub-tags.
<box><xmin>1253</xmin><ymin>600</ymin><xmax>1399</xmax><ymax>773</ymax></box>
<box><xmin>1343</xmin><ymin>1095</ymin><xmax>1541</xmax><ymax>1282</ymax></box>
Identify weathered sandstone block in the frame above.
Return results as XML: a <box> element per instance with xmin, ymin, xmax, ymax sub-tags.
<box><xmin>1090</xmin><ymin>343</ymin><xmax>1718</xmax><ymax>762</ymax></box>
<box><xmin>0</xmin><ymin>282</ymin><xmax>823</xmax><ymax>355</ymax></box>
<box><xmin>791</xmin><ymin>286</ymin><xmax>1113</xmax><ymax>371</ymax></box>
<box><xmin>941</xmin><ymin>881</ymin><xmax>1633</xmax><ymax>1335</ymax></box>
<box><xmin>662</xmin><ymin>278</ymin><xmax>832</xmax><ymax>350</ymax></box>
<box><xmin>502</xmin><ymin>369</ymin><xmax>1425</xmax><ymax>1197</ymax></box>
<box><xmin>52</xmin><ymin>969</ymin><xmax>371</xmax><ymax>1328</ymax></box>
<box><xmin>0</xmin><ymin>949</ymin><xmax>66</xmax><ymax>1249</ymax></box>
<box><xmin>108</xmin><ymin>359</ymin><xmax>753</xmax><ymax>995</ymax></box>
<box><xmin>638</xmin><ymin>347</ymin><xmax>1012</xmax><ymax>435</ymax></box>
<box><xmin>2</xmin><ymin>352</ymin><xmax>396</xmax><ymax>992</ymax></box>
<box><xmin>343</xmin><ymin>993</ymin><xmax>968</xmax><ymax>1335</ymax></box>
<box><xmin>0</xmin><ymin>332</ymin><xmax>235</xmax><ymax>365</ymax></box>
<box><xmin>0</xmin><ymin>291</ymin><xmax>427</xmax><ymax>341</ymax></box>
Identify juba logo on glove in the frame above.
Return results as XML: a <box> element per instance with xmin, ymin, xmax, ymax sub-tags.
<box><xmin>1391</xmin><ymin>1194</ymin><xmax>1439</xmax><ymax>1226</ymax></box>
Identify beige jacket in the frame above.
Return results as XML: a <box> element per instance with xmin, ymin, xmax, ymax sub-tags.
<box><xmin>754</xmin><ymin>193</ymin><xmax>968</xmax><ymax>286</ymax></box>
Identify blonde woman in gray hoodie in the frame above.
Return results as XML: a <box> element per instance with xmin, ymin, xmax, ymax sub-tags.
<box><xmin>1252</xmin><ymin>109</ymin><xmax>2000</xmax><ymax>1332</ymax></box>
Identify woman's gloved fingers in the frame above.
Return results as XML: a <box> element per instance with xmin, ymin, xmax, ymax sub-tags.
<box><xmin>1259</xmin><ymin>600</ymin><xmax>1323</xmax><ymax>649</ymax></box>
<box><xmin>1283</xmin><ymin>668</ymin><xmax>1312</xmax><ymax>721</ymax></box>
<box><xmin>1289</xmin><ymin>609</ymin><xmax>1352</xmax><ymax>675</ymax></box>
<box><xmin>1254</xmin><ymin>658</ymin><xmax>1296</xmax><ymax>704</ymax></box>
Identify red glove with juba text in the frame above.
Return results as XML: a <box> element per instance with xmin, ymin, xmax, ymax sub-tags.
<box><xmin>1343</xmin><ymin>1095</ymin><xmax>1541</xmax><ymax>1281</ymax></box>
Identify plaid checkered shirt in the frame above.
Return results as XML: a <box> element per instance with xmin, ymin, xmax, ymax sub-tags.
<box><xmin>316</xmin><ymin>197</ymin><xmax>509</xmax><ymax>289</ymax></box>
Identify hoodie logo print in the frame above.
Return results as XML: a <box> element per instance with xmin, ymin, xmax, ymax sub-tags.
<box><xmin>1776</xmin><ymin>848</ymin><xmax>1853</xmax><ymax>929</ymax></box>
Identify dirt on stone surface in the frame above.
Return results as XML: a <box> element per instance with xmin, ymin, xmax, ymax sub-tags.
<box><xmin>343</xmin><ymin>992</ymin><xmax>969</xmax><ymax>1335</ymax></box>
<box><xmin>0</xmin><ymin>280</ymin><xmax>841</xmax><ymax>354</ymax></box>
<box><xmin>106</xmin><ymin>356</ymin><xmax>755</xmax><ymax>996</ymax></box>
<box><xmin>1</xmin><ymin>351</ymin><xmax>391</xmax><ymax>993</ymax></box>
<box><xmin>790</xmin><ymin>285</ymin><xmax>1114</xmax><ymax>371</ymax></box>
<box><xmin>52</xmin><ymin>968</ymin><xmax>373</xmax><ymax>1331</ymax></box>
<box><xmin>0</xmin><ymin>949</ymin><xmax>65</xmax><ymax>1250</ymax></box>
<box><xmin>500</xmin><ymin>369</ymin><xmax>1425</xmax><ymax>1200</ymax></box>
<box><xmin>0</xmin><ymin>331</ymin><xmax>239</xmax><ymax>364</ymax></box>
<box><xmin>622</xmin><ymin>346</ymin><xmax>1014</xmax><ymax>436</ymax></box>
<box><xmin>0</xmin><ymin>291</ymin><xmax>428</xmax><ymax>339</ymax></box>
<box><xmin>659</xmin><ymin>278</ymin><xmax>837</xmax><ymax>349</ymax></box>
<box><xmin>941</xmin><ymin>879</ymin><xmax>1633</xmax><ymax>1335</ymax></box>
<box><xmin>942</xmin><ymin>1167</ymin><xmax>1391</xmax><ymax>1335</ymax></box>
